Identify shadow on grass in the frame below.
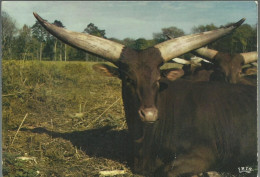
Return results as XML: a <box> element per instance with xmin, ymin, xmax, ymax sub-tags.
<box><xmin>21</xmin><ymin>126</ymin><xmax>132</xmax><ymax>164</ymax></box>
<box><xmin>18</xmin><ymin>127</ymin><xmax>258</xmax><ymax>177</ymax></box>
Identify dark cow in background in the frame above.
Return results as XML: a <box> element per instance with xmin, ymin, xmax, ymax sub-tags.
<box><xmin>171</xmin><ymin>55</ymin><xmax>257</xmax><ymax>86</ymax></box>
<box><xmin>167</xmin><ymin>36</ymin><xmax>258</xmax><ymax>85</ymax></box>
<box><xmin>33</xmin><ymin>13</ymin><xmax>257</xmax><ymax>177</ymax></box>
<box><xmin>169</xmin><ymin>56</ymin><xmax>216</xmax><ymax>82</ymax></box>
<box><xmin>192</xmin><ymin>47</ymin><xmax>257</xmax><ymax>84</ymax></box>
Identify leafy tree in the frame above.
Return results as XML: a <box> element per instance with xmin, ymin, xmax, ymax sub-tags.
<box><xmin>27</xmin><ymin>37</ymin><xmax>39</xmax><ymax>60</ymax></box>
<box><xmin>31</xmin><ymin>20</ymin><xmax>48</xmax><ymax>60</ymax></box>
<box><xmin>248</xmin><ymin>25</ymin><xmax>257</xmax><ymax>51</ymax></box>
<box><xmin>53</xmin><ymin>20</ymin><xmax>64</xmax><ymax>28</ymax></box>
<box><xmin>133</xmin><ymin>38</ymin><xmax>155</xmax><ymax>50</ymax></box>
<box><xmin>67</xmin><ymin>45</ymin><xmax>86</xmax><ymax>61</ymax></box>
<box><xmin>122</xmin><ymin>38</ymin><xmax>135</xmax><ymax>48</ymax></box>
<box><xmin>231</xmin><ymin>24</ymin><xmax>257</xmax><ymax>52</ymax></box>
<box><xmin>42</xmin><ymin>33</ymin><xmax>55</xmax><ymax>60</ymax></box>
<box><xmin>1</xmin><ymin>11</ymin><xmax>18</xmax><ymax>59</ymax></box>
<box><xmin>53</xmin><ymin>20</ymin><xmax>65</xmax><ymax>61</ymax></box>
<box><xmin>84</xmin><ymin>23</ymin><xmax>106</xmax><ymax>38</ymax></box>
<box><xmin>109</xmin><ymin>37</ymin><xmax>124</xmax><ymax>45</ymax></box>
<box><xmin>191</xmin><ymin>23</ymin><xmax>257</xmax><ymax>53</ymax></box>
<box><xmin>153</xmin><ymin>26</ymin><xmax>185</xmax><ymax>43</ymax></box>
<box><xmin>31</xmin><ymin>20</ymin><xmax>57</xmax><ymax>61</ymax></box>
<box><xmin>191</xmin><ymin>24</ymin><xmax>217</xmax><ymax>33</ymax></box>
<box><xmin>13</xmin><ymin>25</ymin><xmax>33</xmax><ymax>60</ymax></box>
<box><xmin>134</xmin><ymin>38</ymin><xmax>149</xmax><ymax>50</ymax></box>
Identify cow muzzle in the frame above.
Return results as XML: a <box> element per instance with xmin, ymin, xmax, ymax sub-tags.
<box><xmin>138</xmin><ymin>108</ymin><xmax>158</xmax><ymax>123</ymax></box>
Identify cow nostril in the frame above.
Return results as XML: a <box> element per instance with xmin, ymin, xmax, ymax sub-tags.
<box><xmin>139</xmin><ymin>110</ymin><xmax>145</xmax><ymax>118</ymax></box>
<box><xmin>138</xmin><ymin>108</ymin><xmax>158</xmax><ymax>122</ymax></box>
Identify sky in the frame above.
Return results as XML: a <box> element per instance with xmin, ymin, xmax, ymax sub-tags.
<box><xmin>1</xmin><ymin>1</ymin><xmax>258</xmax><ymax>40</ymax></box>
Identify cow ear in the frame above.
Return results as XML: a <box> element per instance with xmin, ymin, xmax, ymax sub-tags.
<box><xmin>92</xmin><ymin>64</ymin><xmax>120</xmax><ymax>78</ymax></box>
<box><xmin>161</xmin><ymin>68</ymin><xmax>184</xmax><ymax>81</ymax></box>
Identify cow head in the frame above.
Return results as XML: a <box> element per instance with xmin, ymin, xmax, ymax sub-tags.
<box><xmin>33</xmin><ymin>12</ymin><xmax>244</xmax><ymax>123</ymax></box>
<box><xmin>92</xmin><ymin>48</ymin><xmax>184</xmax><ymax>123</ymax></box>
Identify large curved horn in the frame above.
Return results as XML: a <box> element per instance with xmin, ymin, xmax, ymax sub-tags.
<box><xmin>33</xmin><ymin>12</ymin><xmax>125</xmax><ymax>64</ymax></box>
<box><xmin>154</xmin><ymin>18</ymin><xmax>245</xmax><ymax>62</ymax></box>
<box><xmin>192</xmin><ymin>47</ymin><xmax>218</xmax><ymax>60</ymax></box>
<box><xmin>240</xmin><ymin>51</ymin><xmax>258</xmax><ymax>64</ymax></box>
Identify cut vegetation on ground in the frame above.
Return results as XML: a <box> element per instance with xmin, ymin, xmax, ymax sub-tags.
<box><xmin>2</xmin><ymin>60</ymin><xmax>141</xmax><ymax>177</ymax></box>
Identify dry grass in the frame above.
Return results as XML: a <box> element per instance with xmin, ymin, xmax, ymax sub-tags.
<box><xmin>2</xmin><ymin>60</ymin><xmax>141</xmax><ymax>177</ymax></box>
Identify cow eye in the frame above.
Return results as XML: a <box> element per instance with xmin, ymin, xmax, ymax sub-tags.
<box><xmin>125</xmin><ymin>76</ymin><xmax>135</xmax><ymax>85</ymax></box>
<box><xmin>159</xmin><ymin>82</ymin><xmax>168</xmax><ymax>92</ymax></box>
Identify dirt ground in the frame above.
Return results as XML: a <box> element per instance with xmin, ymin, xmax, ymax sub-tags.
<box><xmin>2</xmin><ymin>60</ymin><xmax>257</xmax><ymax>177</ymax></box>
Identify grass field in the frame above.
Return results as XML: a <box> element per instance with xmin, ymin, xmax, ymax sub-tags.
<box><xmin>2</xmin><ymin>60</ymin><xmax>257</xmax><ymax>177</ymax></box>
<box><xmin>2</xmin><ymin>60</ymin><xmax>142</xmax><ymax>177</ymax></box>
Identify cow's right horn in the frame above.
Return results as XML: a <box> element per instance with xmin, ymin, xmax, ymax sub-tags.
<box><xmin>33</xmin><ymin>12</ymin><xmax>125</xmax><ymax>65</ymax></box>
<box><xmin>240</xmin><ymin>51</ymin><xmax>258</xmax><ymax>64</ymax></box>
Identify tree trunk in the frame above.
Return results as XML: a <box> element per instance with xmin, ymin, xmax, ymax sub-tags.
<box><xmin>60</xmin><ymin>44</ymin><xmax>62</xmax><ymax>61</ymax></box>
<box><xmin>54</xmin><ymin>40</ymin><xmax>57</xmax><ymax>61</ymax></box>
<box><xmin>40</xmin><ymin>42</ymin><xmax>43</xmax><ymax>61</ymax></box>
<box><xmin>64</xmin><ymin>44</ymin><xmax>67</xmax><ymax>61</ymax></box>
<box><xmin>37</xmin><ymin>49</ymin><xmax>39</xmax><ymax>60</ymax></box>
<box><xmin>23</xmin><ymin>49</ymin><xmax>28</xmax><ymax>61</ymax></box>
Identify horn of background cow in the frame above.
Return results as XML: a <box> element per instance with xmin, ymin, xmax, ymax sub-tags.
<box><xmin>154</xmin><ymin>18</ymin><xmax>245</xmax><ymax>62</ymax></box>
<box><xmin>172</xmin><ymin>58</ymin><xmax>191</xmax><ymax>64</ymax></box>
<box><xmin>192</xmin><ymin>47</ymin><xmax>218</xmax><ymax>60</ymax></box>
<box><xmin>33</xmin><ymin>12</ymin><xmax>125</xmax><ymax>65</ymax></box>
<box><xmin>240</xmin><ymin>51</ymin><xmax>258</xmax><ymax>64</ymax></box>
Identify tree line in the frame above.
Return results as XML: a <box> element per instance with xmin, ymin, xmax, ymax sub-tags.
<box><xmin>1</xmin><ymin>11</ymin><xmax>257</xmax><ymax>61</ymax></box>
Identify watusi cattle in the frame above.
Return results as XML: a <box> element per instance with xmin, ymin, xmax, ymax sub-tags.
<box><xmin>167</xmin><ymin>36</ymin><xmax>257</xmax><ymax>85</ymax></box>
<box><xmin>171</xmin><ymin>57</ymin><xmax>257</xmax><ymax>86</ymax></box>
<box><xmin>192</xmin><ymin>47</ymin><xmax>257</xmax><ymax>84</ymax></box>
<box><xmin>171</xmin><ymin>56</ymin><xmax>215</xmax><ymax>82</ymax></box>
<box><xmin>33</xmin><ymin>13</ymin><xmax>257</xmax><ymax>177</ymax></box>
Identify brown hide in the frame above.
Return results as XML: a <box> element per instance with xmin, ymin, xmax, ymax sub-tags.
<box><xmin>213</xmin><ymin>52</ymin><xmax>245</xmax><ymax>83</ymax></box>
<box><xmin>135</xmin><ymin>79</ymin><xmax>257</xmax><ymax>176</ymax></box>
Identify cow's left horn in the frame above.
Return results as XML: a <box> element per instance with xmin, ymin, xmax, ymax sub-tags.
<box><xmin>240</xmin><ymin>51</ymin><xmax>258</xmax><ymax>64</ymax></box>
<box><xmin>33</xmin><ymin>12</ymin><xmax>125</xmax><ymax>65</ymax></box>
<box><xmin>155</xmin><ymin>18</ymin><xmax>245</xmax><ymax>62</ymax></box>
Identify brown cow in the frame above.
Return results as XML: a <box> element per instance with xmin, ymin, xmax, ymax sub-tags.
<box><xmin>192</xmin><ymin>47</ymin><xmax>257</xmax><ymax>84</ymax></box>
<box><xmin>171</xmin><ymin>58</ymin><xmax>257</xmax><ymax>86</ymax></box>
<box><xmin>166</xmin><ymin>36</ymin><xmax>257</xmax><ymax>85</ymax></box>
<box><xmin>34</xmin><ymin>13</ymin><xmax>257</xmax><ymax>177</ymax></box>
<box><xmin>170</xmin><ymin>57</ymin><xmax>215</xmax><ymax>82</ymax></box>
